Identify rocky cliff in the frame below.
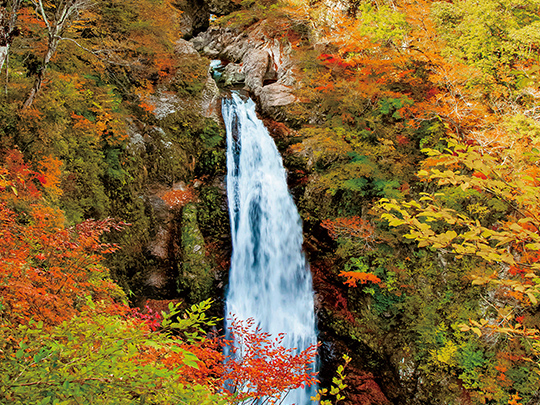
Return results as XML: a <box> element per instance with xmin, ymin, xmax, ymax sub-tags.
<box><xmin>191</xmin><ymin>21</ymin><xmax>298</xmax><ymax>119</ymax></box>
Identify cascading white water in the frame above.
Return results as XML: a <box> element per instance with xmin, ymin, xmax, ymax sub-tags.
<box><xmin>223</xmin><ymin>92</ymin><xmax>318</xmax><ymax>404</ymax></box>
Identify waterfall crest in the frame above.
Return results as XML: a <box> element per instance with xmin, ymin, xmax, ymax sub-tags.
<box><xmin>223</xmin><ymin>92</ymin><xmax>318</xmax><ymax>404</ymax></box>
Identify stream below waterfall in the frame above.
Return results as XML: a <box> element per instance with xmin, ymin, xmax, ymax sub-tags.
<box><xmin>223</xmin><ymin>92</ymin><xmax>318</xmax><ymax>404</ymax></box>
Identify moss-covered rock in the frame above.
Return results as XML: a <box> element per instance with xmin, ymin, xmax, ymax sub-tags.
<box><xmin>177</xmin><ymin>203</ymin><xmax>214</xmax><ymax>304</ymax></box>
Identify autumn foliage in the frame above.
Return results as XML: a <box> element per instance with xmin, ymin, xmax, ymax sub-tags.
<box><xmin>162</xmin><ymin>187</ymin><xmax>196</xmax><ymax>208</ymax></box>
<box><xmin>0</xmin><ymin>150</ymin><xmax>124</xmax><ymax>324</ymax></box>
<box><xmin>265</xmin><ymin>0</ymin><xmax>540</xmax><ymax>402</ymax></box>
<box><xmin>4</xmin><ymin>0</ymin><xmax>540</xmax><ymax>402</ymax></box>
<box><xmin>0</xmin><ymin>151</ymin><xmax>318</xmax><ymax>403</ymax></box>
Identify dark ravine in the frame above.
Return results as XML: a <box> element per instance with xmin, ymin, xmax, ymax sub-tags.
<box><xmin>180</xmin><ymin>17</ymin><xmax>401</xmax><ymax>403</ymax></box>
<box><xmin>187</xmin><ymin>40</ymin><xmax>399</xmax><ymax>405</ymax></box>
<box><xmin>130</xmin><ymin>3</ymin><xmax>426</xmax><ymax>403</ymax></box>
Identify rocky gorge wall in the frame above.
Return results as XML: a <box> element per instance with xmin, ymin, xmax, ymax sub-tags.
<box><xmin>191</xmin><ymin>23</ymin><xmax>297</xmax><ymax>119</ymax></box>
<box><xmin>126</xmin><ymin>8</ymin><xmax>304</xmax><ymax>309</ymax></box>
<box><xmin>112</xmin><ymin>34</ymin><xmax>228</xmax><ymax>312</ymax></box>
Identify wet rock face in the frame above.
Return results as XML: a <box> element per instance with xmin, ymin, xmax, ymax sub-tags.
<box><xmin>123</xmin><ymin>36</ymin><xmax>224</xmax><ymax>304</ymax></box>
<box><xmin>178</xmin><ymin>203</ymin><xmax>214</xmax><ymax>303</ymax></box>
<box><xmin>146</xmin><ymin>39</ymin><xmax>221</xmax><ymax>122</ymax></box>
<box><xmin>259</xmin><ymin>83</ymin><xmax>296</xmax><ymax>107</ymax></box>
<box><xmin>178</xmin><ymin>0</ymin><xmax>210</xmax><ymax>39</ymax></box>
<box><xmin>191</xmin><ymin>22</ymin><xmax>298</xmax><ymax>118</ymax></box>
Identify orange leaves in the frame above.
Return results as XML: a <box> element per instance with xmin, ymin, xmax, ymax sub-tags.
<box><xmin>176</xmin><ymin>339</ymin><xmax>225</xmax><ymax>386</ymax></box>
<box><xmin>339</xmin><ymin>271</ymin><xmax>381</xmax><ymax>287</ymax></box>
<box><xmin>509</xmin><ymin>394</ymin><xmax>523</xmax><ymax>405</ymax></box>
<box><xmin>30</xmin><ymin>204</ymin><xmax>64</xmax><ymax>231</ymax></box>
<box><xmin>134</xmin><ymin>80</ymin><xmax>157</xmax><ymax>113</ymax></box>
<box><xmin>139</xmin><ymin>101</ymin><xmax>155</xmax><ymax>113</ymax></box>
<box><xmin>318</xmin><ymin>53</ymin><xmax>357</xmax><ymax>74</ymax></box>
<box><xmin>120</xmin><ymin>312</ymin><xmax>320</xmax><ymax>401</ymax></box>
<box><xmin>70</xmin><ymin>105</ymin><xmax>127</xmax><ymax>147</ymax></box>
<box><xmin>472</xmin><ymin>171</ymin><xmax>488</xmax><ymax>180</ymax></box>
<box><xmin>315</xmin><ymin>82</ymin><xmax>334</xmax><ymax>92</ymax></box>
<box><xmin>71</xmin><ymin>113</ymin><xmax>97</xmax><ymax>135</ymax></box>
<box><xmin>37</xmin><ymin>156</ymin><xmax>62</xmax><ymax>198</ymax></box>
<box><xmin>1</xmin><ymin>150</ymin><xmax>41</xmax><ymax>202</ymax></box>
<box><xmin>298</xmin><ymin>0</ymin><xmax>524</xmax><ymax>140</ymax></box>
<box><xmin>0</xmin><ymin>206</ymin><xmax>126</xmax><ymax>325</ymax></box>
<box><xmin>396</xmin><ymin>134</ymin><xmax>410</xmax><ymax>145</ymax></box>
<box><xmin>17</xmin><ymin>4</ymin><xmax>47</xmax><ymax>35</ymax></box>
<box><xmin>154</xmin><ymin>54</ymin><xmax>177</xmax><ymax>79</ymax></box>
<box><xmin>162</xmin><ymin>187</ymin><xmax>196</xmax><ymax>209</ymax></box>
<box><xmin>223</xmin><ymin>317</ymin><xmax>318</xmax><ymax>403</ymax></box>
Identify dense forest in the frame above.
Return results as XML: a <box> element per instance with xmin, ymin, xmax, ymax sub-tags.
<box><xmin>1</xmin><ymin>0</ymin><xmax>540</xmax><ymax>404</ymax></box>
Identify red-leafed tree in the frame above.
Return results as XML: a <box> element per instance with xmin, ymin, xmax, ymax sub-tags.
<box><xmin>223</xmin><ymin>316</ymin><xmax>319</xmax><ymax>405</ymax></box>
<box><xmin>0</xmin><ymin>150</ymin><xmax>127</xmax><ymax>325</ymax></box>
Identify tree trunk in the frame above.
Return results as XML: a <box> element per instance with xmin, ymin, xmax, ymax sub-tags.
<box><xmin>0</xmin><ymin>44</ymin><xmax>8</xmax><ymax>72</ymax></box>
<box><xmin>22</xmin><ymin>0</ymin><xmax>92</xmax><ymax>109</ymax></box>
<box><xmin>22</xmin><ymin>36</ymin><xmax>58</xmax><ymax>109</ymax></box>
<box><xmin>0</xmin><ymin>0</ymin><xmax>23</xmax><ymax>72</ymax></box>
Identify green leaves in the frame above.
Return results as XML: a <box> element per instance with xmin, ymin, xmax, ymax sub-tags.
<box><xmin>354</xmin><ymin>2</ymin><xmax>409</xmax><ymax>44</ymax></box>
<box><xmin>180</xmin><ymin>350</ymin><xmax>200</xmax><ymax>370</ymax></box>
<box><xmin>379</xmin><ymin>96</ymin><xmax>413</xmax><ymax>119</ymax></box>
<box><xmin>377</xmin><ymin>134</ymin><xmax>540</xmax><ymax>402</ymax></box>
<box><xmin>0</xmin><ymin>302</ymin><xmax>226</xmax><ymax>404</ymax></box>
<box><xmin>432</xmin><ymin>0</ymin><xmax>540</xmax><ymax>78</ymax></box>
<box><xmin>161</xmin><ymin>299</ymin><xmax>220</xmax><ymax>343</ymax></box>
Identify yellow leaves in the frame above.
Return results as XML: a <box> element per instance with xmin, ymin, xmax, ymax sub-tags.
<box><xmin>471</xmin><ymin>328</ymin><xmax>482</xmax><ymax>337</ymax></box>
<box><xmin>381</xmin><ymin>213</ymin><xmax>406</xmax><ymax>228</ymax></box>
<box><xmin>67</xmin><ymin>83</ymin><xmax>127</xmax><ymax>146</ymax></box>
<box><xmin>459</xmin><ymin>324</ymin><xmax>483</xmax><ymax>337</ymax></box>
<box><xmin>526</xmin><ymin>292</ymin><xmax>538</xmax><ymax>305</ymax></box>
<box><xmin>460</xmin><ymin>312</ymin><xmax>540</xmax><ymax>343</ymax></box>
<box><xmin>471</xmin><ymin>275</ymin><xmax>540</xmax><ymax>306</ymax></box>
<box><xmin>477</xmin><ymin>248</ymin><xmax>516</xmax><ymax>265</ymax></box>
<box><xmin>419</xmin><ymin>207</ymin><xmax>459</xmax><ymax>225</ymax></box>
<box><xmin>459</xmin><ymin>319</ymin><xmax>490</xmax><ymax>337</ymax></box>
<box><xmin>421</xmin><ymin>148</ymin><xmax>442</xmax><ymax>157</ymax></box>
<box><xmin>471</xmin><ymin>274</ymin><xmax>496</xmax><ymax>286</ymax></box>
<box><xmin>440</xmin><ymin>230</ymin><xmax>458</xmax><ymax>243</ymax></box>
<box><xmin>30</xmin><ymin>204</ymin><xmax>65</xmax><ymax>231</ymax></box>
<box><xmin>385</xmin><ymin>135</ymin><xmax>540</xmax><ymax>245</ymax></box>
<box><xmin>430</xmin><ymin>340</ymin><xmax>458</xmax><ymax>367</ymax></box>
<box><xmin>472</xmin><ymin>318</ymin><xmax>489</xmax><ymax>329</ymax></box>
<box><xmin>458</xmin><ymin>323</ymin><xmax>470</xmax><ymax>332</ymax></box>
<box><xmin>71</xmin><ymin>113</ymin><xmax>96</xmax><ymax>138</ymax></box>
<box><xmin>294</xmin><ymin>127</ymin><xmax>353</xmax><ymax>169</ymax></box>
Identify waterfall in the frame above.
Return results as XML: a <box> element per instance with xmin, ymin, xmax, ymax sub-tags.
<box><xmin>223</xmin><ymin>92</ymin><xmax>318</xmax><ymax>404</ymax></box>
